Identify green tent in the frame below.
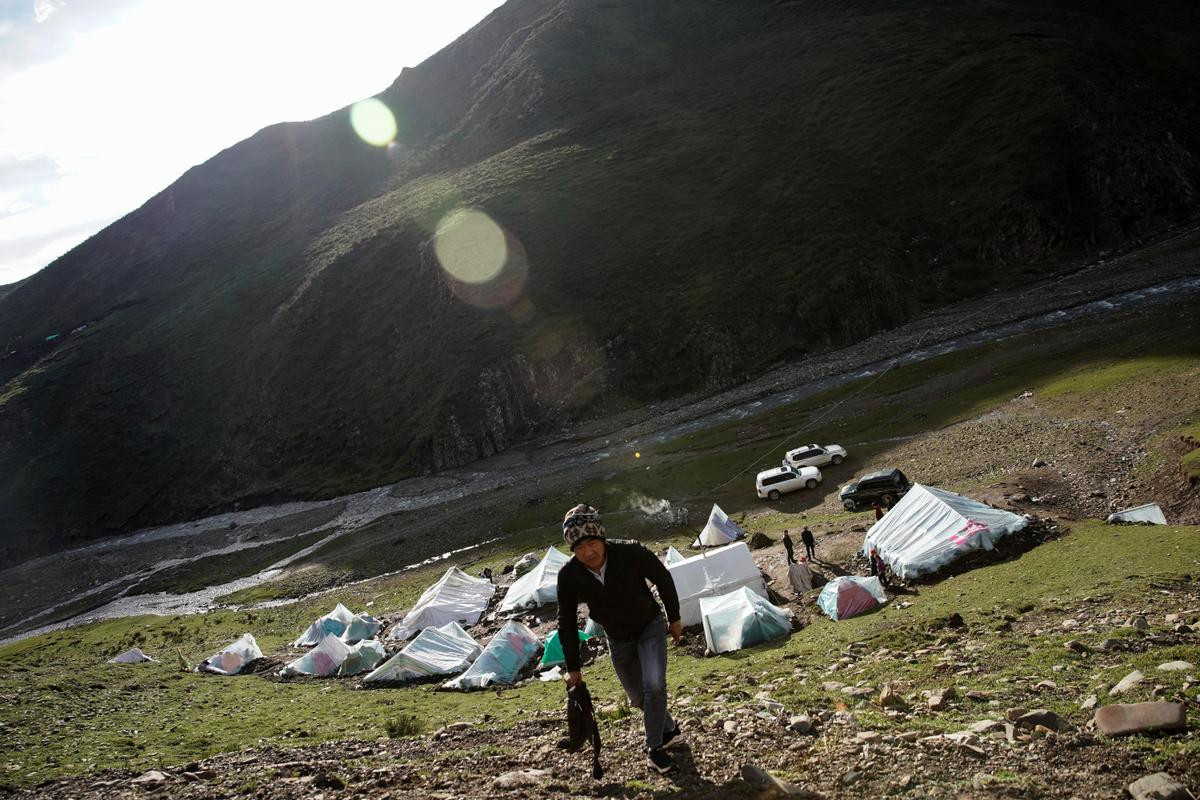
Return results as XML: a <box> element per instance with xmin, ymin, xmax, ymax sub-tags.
<box><xmin>540</xmin><ymin>629</ymin><xmax>591</xmax><ymax>668</ymax></box>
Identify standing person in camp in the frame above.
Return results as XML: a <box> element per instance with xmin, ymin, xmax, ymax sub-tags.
<box><xmin>872</xmin><ymin>501</ymin><xmax>885</xmax><ymax>521</ymax></box>
<box><xmin>800</xmin><ymin>526</ymin><xmax>816</xmax><ymax>560</ymax></box>
<box><xmin>869</xmin><ymin>547</ymin><xmax>890</xmax><ymax>589</ymax></box>
<box><xmin>782</xmin><ymin>529</ymin><xmax>796</xmax><ymax>564</ymax></box>
<box><xmin>556</xmin><ymin>504</ymin><xmax>686</xmax><ymax>775</ymax></box>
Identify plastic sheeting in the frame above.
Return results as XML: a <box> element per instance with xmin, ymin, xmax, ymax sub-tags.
<box><xmin>365</xmin><ymin>622</ymin><xmax>482</xmax><ymax>683</ymax></box>
<box><xmin>788</xmin><ymin>562</ymin><xmax>813</xmax><ymax>593</ymax></box>
<box><xmin>817</xmin><ymin>576</ymin><xmax>887</xmax><ymax>621</ymax></box>
<box><xmin>667</xmin><ymin>542</ymin><xmax>767</xmax><ymax>626</ymax></box>
<box><xmin>292</xmin><ymin>603</ymin><xmax>381</xmax><ymax>647</ymax></box>
<box><xmin>280</xmin><ymin>636</ymin><xmax>386</xmax><ymax>677</ymax></box>
<box><xmin>1107</xmin><ymin>502</ymin><xmax>1168</xmax><ymax>525</ymax></box>
<box><xmin>442</xmin><ymin>621</ymin><xmax>540</xmax><ymax>690</ymax></box>
<box><xmin>198</xmin><ymin>633</ymin><xmax>262</xmax><ymax>675</ymax></box>
<box><xmin>540</xmin><ymin>629</ymin><xmax>592</xmax><ymax>668</ymax></box>
<box><xmin>863</xmin><ymin>484</ymin><xmax>1029</xmax><ymax>579</ymax></box>
<box><xmin>108</xmin><ymin>647</ymin><xmax>155</xmax><ymax>664</ymax></box>
<box><xmin>699</xmin><ymin>586</ymin><xmax>792</xmax><ymax>654</ymax></box>
<box><xmin>664</xmin><ymin>546</ymin><xmax>686</xmax><ymax>565</ymax></box>
<box><xmin>693</xmin><ymin>504</ymin><xmax>746</xmax><ymax>547</ymax></box>
<box><xmin>498</xmin><ymin>547</ymin><xmax>571</xmax><ymax>612</ymax></box>
<box><xmin>388</xmin><ymin>567</ymin><xmax>496</xmax><ymax>642</ymax></box>
<box><xmin>583</xmin><ymin>618</ymin><xmax>606</xmax><ymax>639</ymax></box>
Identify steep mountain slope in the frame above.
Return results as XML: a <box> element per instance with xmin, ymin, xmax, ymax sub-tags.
<box><xmin>2</xmin><ymin>0</ymin><xmax>1199</xmax><ymax>556</ymax></box>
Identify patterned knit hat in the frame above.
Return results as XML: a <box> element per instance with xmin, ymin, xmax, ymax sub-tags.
<box><xmin>562</xmin><ymin>503</ymin><xmax>605</xmax><ymax>550</ymax></box>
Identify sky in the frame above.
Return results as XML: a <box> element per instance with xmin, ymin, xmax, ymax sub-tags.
<box><xmin>0</xmin><ymin>0</ymin><xmax>505</xmax><ymax>286</ymax></box>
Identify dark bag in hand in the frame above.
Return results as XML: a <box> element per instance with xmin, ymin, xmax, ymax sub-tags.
<box><xmin>562</xmin><ymin>681</ymin><xmax>604</xmax><ymax>779</ymax></box>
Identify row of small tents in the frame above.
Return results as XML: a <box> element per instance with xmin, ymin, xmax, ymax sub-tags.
<box><xmin>110</xmin><ymin>485</ymin><xmax>1033</xmax><ymax>678</ymax></box>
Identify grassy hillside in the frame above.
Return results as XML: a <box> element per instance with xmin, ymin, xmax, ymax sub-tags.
<box><xmin>2</xmin><ymin>0</ymin><xmax>1200</xmax><ymax>554</ymax></box>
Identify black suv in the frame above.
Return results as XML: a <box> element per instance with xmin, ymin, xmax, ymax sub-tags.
<box><xmin>838</xmin><ymin>468</ymin><xmax>911</xmax><ymax>511</ymax></box>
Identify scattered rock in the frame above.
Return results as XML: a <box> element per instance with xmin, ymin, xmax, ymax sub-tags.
<box><xmin>1014</xmin><ymin>709</ymin><xmax>1071</xmax><ymax>732</ymax></box>
<box><xmin>787</xmin><ymin>715</ymin><xmax>815</xmax><ymax>734</ymax></box>
<box><xmin>493</xmin><ymin>769</ymin><xmax>551</xmax><ymax>789</ymax></box>
<box><xmin>748</xmin><ymin>532</ymin><xmax>773</xmax><ymax>550</ymax></box>
<box><xmin>842</xmin><ymin>686</ymin><xmax>873</xmax><ymax>699</ymax></box>
<box><xmin>928</xmin><ymin>687</ymin><xmax>956</xmax><ymax>710</ymax></box>
<box><xmin>1127</xmin><ymin>772</ymin><xmax>1194</xmax><ymax>800</ymax></box>
<box><xmin>1176</xmin><ymin>624</ymin><xmax>1194</xmax><ymax>634</ymax></box>
<box><xmin>724</xmin><ymin>720</ymin><xmax>739</xmax><ymax>737</ymax></box>
<box><xmin>856</xmin><ymin>731</ymin><xmax>881</xmax><ymax>743</ymax></box>
<box><xmin>879</xmin><ymin>684</ymin><xmax>908</xmax><ymax>709</ymax></box>
<box><xmin>1094</xmin><ymin>702</ymin><xmax>1186</xmax><ymax>736</ymax></box>
<box><xmin>1032</xmin><ymin>458</ymin><xmax>1047</xmax><ymax>468</ymax></box>
<box><xmin>740</xmin><ymin>764</ymin><xmax>824</xmax><ymax>798</ymax></box>
<box><xmin>1097</xmin><ymin>638</ymin><xmax>1121</xmax><ymax>651</ymax></box>
<box><xmin>1127</xmin><ymin>615</ymin><xmax>1150</xmax><ymax>630</ymax></box>
<box><xmin>1081</xmin><ymin>695</ymin><xmax>1099</xmax><ymax>710</ymax></box>
<box><xmin>131</xmin><ymin>770</ymin><xmax>169</xmax><ymax>785</ymax></box>
<box><xmin>839</xmin><ymin>770</ymin><xmax>861</xmax><ymax>786</ymax></box>
<box><xmin>1061</xmin><ymin>618</ymin><xmax>1079</xmax><ymax>629</ymax></box>
<box><xmin>822</xmin><ymin>681</ymin><xmax>846</xmax><ymax>692</ymax></box>
<box><xmin>1065</xmin><ymin>639</ymin><xmax>1091</xmax><ymax>654</ymax></box>
<box><xmin>1110</xmin><ymin>670</ymin><xmax>1145</xmax><ymax>695</ymax></box>
<box><xmin>1158</xmin><ymin>661</ymin><xmax>1195</xmax><ymax>672</ymax></box>
<box><xmin>1034</xmin><ymin>680</ymin><xmax>1058</xmax><ymax>691</ymax></box>
<box><xmin>967</xmin><ymin>719</ymin><xmax>1005</xmax><ymax>734</ymax></box>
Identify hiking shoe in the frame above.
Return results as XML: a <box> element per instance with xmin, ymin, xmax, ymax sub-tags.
<box><xmin>647</xmin><ymin>747</ymin><xmax>678</xmax><ymax>774</ymax></box>
<box><xmin>661</xmin><ymin>723</ymin><xmax>685</xmax><ymax>749</ymax></box>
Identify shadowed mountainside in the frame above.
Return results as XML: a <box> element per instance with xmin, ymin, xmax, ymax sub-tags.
<box><xmin>2</xmin><ymin>0</ymin><xmax>1199</xmax><ymax>556</ymax></box>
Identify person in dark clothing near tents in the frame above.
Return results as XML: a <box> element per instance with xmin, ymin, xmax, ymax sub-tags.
<box><xmin>869</xmin><ymin>547</ymin><xmax>890</xmax><ymax>589</ymax></box>
<box><xmin>782</xmin><ymin>530</ymin><xmax>795</xmax><ymax>564</ymax></box>
<box><xmin>800</xmin><ymin>526</ymin><xmax>816</xmax><ymax>559</ymax></box>
<box><xmin>557</xmin><ymin>503</ymin><xmax>685</xmax><ymax>775</ymax></box>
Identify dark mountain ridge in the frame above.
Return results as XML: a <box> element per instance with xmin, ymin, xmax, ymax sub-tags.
<box><xmin>2</xmin><ymin>0</ymin><xmax>1199</xmax><ymax>558</ymax></box>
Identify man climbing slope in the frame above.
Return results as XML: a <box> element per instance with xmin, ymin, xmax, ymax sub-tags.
<box><xmin>556</xmin><ymin>503</ymin><xmax>685</xmax><ymax>774</ymax></box>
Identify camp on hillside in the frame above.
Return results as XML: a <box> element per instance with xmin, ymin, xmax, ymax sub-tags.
<box><xmin>693</xmin><ymin>504</ymin><xmax>747</xmax><ymax>547</ymax></box>
<box><xmin>364</xmin><ymin>621</ymin><xmax>481</xmax><ymax>684</ymax></box>
<box><xmin>292</xmin><ymin>603</ymin><xmax>381</xmax><ymax>647</ymax></box>
<box><xmin>699</xmin><ymin>586</ymin><xmax>792</xmax><ymax>654</ymax></box>
<box><xmin>664</xmin><ymin>545</ymin><xmax>686</xmax><ymax>565</ymax></box>
<box><xmin>667</xmin><ymin>541</ymin><xmax>767</xmax><ymax>626</ymax></box>
<box><xmin>442</xmin><ymin>620</ymin><xmax>540</xmax><ymax>691</ymax></box>
<box><xmin>497</xmin><ymin>546</ymin><xmax>570</xmax><ymax>612</ymax></box>
<box><xmin>108</xmin><ymin>647</ymin><xmax>155</xmax><ymax>664</ymax></box>
<box><xmin>280</xmin><ymin>636</ymin><xmax>385</xmax><ymax>678</ymax></box>
<box><xmin>818</xmin><ymin>576</ymin><xmax>887</xmax><ymax>621</ymax></box>
<box><xmin>387</xmin><ymin>566</ymin><xmax>496</xmax><ymax>642</ymax></box>
<box><xmin>863</xmin><ymin>483</ymin><xmax>1029</xmax><ymax>579</ymax></box>
<box><xmin>197</xmin><ymin>633</ymin><xmax>262</xmax><ymax>676</ymax></box>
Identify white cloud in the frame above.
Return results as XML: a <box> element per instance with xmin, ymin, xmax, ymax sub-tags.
<box><xmin>33</xmin><ymin>0</ymin><xmax>63</xmax><ymax>24</ymax></box>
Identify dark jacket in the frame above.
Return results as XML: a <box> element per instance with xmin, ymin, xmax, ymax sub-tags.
<box><xmin>556</xmin><ymin>540</ymin><xmax>681</xmax><ymax>672</ymax></box>
<box><xmin>800</xmin><ymin>529</ymin><xmax>815</xmax><ymax>546</ymax></box>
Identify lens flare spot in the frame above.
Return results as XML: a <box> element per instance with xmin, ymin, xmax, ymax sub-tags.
<box><xmin>435</xmin><ymin>208</ymin><xmax>507</xmax><ymax>284</ymax></box>
<box><xmin>634</xmin><ymin>452</ymin><xmax>641</xmax><ymax>459</ymax></box>
<box><xmin>350</xmin><ymin>98</ymin><xmax>397</xmax><ymax>147</ymax></box>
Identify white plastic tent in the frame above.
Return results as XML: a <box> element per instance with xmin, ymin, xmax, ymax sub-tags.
<box><xmin>693</xmin><ymin>504</ymin><xmax>746</xmax><ymax>547</ymax></box>
<box><xmin>664</xmin><ymin>546</ymin><xmax>686</xmax><ymax>565</ymax></box>
<box><xmin>1107</xmin><ymin>502</ymin><xmax>1168</xmax><ymax>525</ymax></box>
<box><xmin>108</xmin><ymin>647</ymin><xmax>155</xmax><ymax>664</ymax></box>
<box><xmin>443</xmin><ymin>620</ymin><xmax>540</xmax><ymax>690</ymax></box>
<box><xmin>498</xmin><ymin>547</ymin><xmax>571</xmax><ymax>612</ymax></box>
<box><xmin>700</xmin><ymin>586</ymin><xmax>792</xmax><ymax>654</ymax></box>
<box><xmin>667</xmin><ymin>542</ymin><xmax>767</xmax><ymax>626</ymax></box>
<box><xmin>292</xmin><ymin>603</ymin><xmax>381</xmax><ymax>647</ymax></box>
<box><xmin>387</xmin><ymin>567</ymin><xmax>496</xmax><ymax>642</ymax></box>
<box><xmin>863</xmin><ymin>484</ymin><xmax>1029</xmax><ymax>579</ymax></box>
<box><xmin>280</xmin><ymin>636</ymin><xmax>386</xmax><ymax>677</ymax></box>
<box><xmin>198</xmin><ymin>633</ymin><xmax>262</xmax><ymax>675</ymax></box>
<box><xmin>366</xmin><ymin>622</ymin><xmax>481</xmax><ymax>684</ymax></box>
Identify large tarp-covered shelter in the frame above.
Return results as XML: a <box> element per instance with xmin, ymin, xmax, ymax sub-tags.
<box><xmin>498</xmin><ymin>547</ymin><xmax>570</xmax><ymax>612</ymax></box>
<box><xmin>198</xmin><ymin>633</ymin><xmax>262</xmax><ymax>675</ymax></box>
<box><xmin>443</xmin><ymin>621</ymin><xmax>540</xmax><ymax>690</ymax></box>
<box><xmin>365</xmin><ymin>622</ymin><xmax>481</xmax><ymax>684</ymax></box>
<box><xmin>108</xmin><ymin>647</ymin><xmax>155</xmax><ymax>664</ymax></box>
<box><xmin>1107</xmin><ymin>502</ymin><xmax>1168</xmax><ymax>525</ymax></box>
<box><xmin>817</xmin><ymin>576</ymin><xmax>887</xmax><ymax>621</ymax></box>
<box><xmin>667</xmin><ymin>542</ymin><xmax>767</xmax><ymax>626</ymax></box>
<box><xmin>540</xmin><ymin>628</ymin><xmax>592</xmax><ymax>668</ymax></box>
<box><xmin>863</xmin><ymin>484</ymin><xmax>1029</xmax><ymax>579</ymax></box>
<box><xmin>280</xmin><ymin>636</ymin><xmax>386</xmax><ymax>677</ymax></box>
<box><xmin>693</xmin><ymin>504</ymin><xmax>746</xmax><ymax>547</ymax></box>
<box><xmin>699</xmin><ymin>586</ymin><xmax>792</xmax><ymax>654</ymax></box>
<box><xmin>388</xmin><ymin>567</ymin><xmax>496</xmax><ymax>642</ymax></box>
<box><xmin>292</xmin><ymin>603</ymin><xmax>381</xmax><ymax>647</ymax></box>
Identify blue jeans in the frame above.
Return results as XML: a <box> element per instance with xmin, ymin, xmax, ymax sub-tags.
<box><xmin>608</xmin><ymin>615</ymin><xmax>676</xmax><ymax>750</ymax></box>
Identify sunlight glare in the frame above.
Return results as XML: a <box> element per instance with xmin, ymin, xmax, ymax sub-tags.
<box><xmin>350</xmin><ymin>98</ymin><xmax>397</xmax><ymax>146</ymax></box>
<box><xmin>434</xmin><ymin>208</ymin><xmax>507</xmax><ymax>284</ymax></box>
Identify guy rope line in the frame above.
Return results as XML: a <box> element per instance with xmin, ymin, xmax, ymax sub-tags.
<box><xmin>705</xmin><ymin>329</ymin><xmax>931</xmax><ymax>494</ymax></box>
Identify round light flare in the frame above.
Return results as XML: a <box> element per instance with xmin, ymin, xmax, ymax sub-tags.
<box><xmin>349</xmin><ymin>98</ymin><xmax>397</xmax><ymax>147</ymax></box>
<box><xmin>634</xmin><ymin>452</ymin><xmax>641</xmax><ymax>459</ymax></box>
<box><xmin>434</xmin><ymin>208</ymin><xmax>508</xmax><ymax>285</ymax></box>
